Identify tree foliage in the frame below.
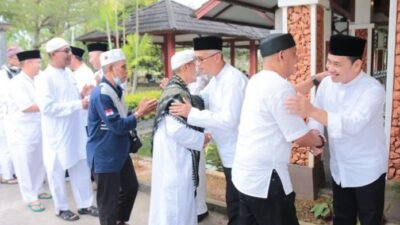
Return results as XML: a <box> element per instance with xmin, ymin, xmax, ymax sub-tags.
<box><xmin>0</xmin><ymin>0</ymin><xmax>99</xmax><ymax>49</ymax></box>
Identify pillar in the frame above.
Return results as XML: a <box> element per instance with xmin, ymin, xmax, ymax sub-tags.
<box><xmin>386</xmin><ymin>0</ymin><xmax>400</xmax><ymax>180</ymax></box>
<box><xmin>249</xmin><ymin>40</ymin><xmax>257</xmax><ymax>76</ymax></box>
<box><xmin>163</xmin><ymin>32</ymin><xmax>175</xmax><ymax>78</ymax></box>
<box><xmin>278</xmin><ymin>0</ymin><xmax>329</xmax><ymax>168</ymax></box>
<box><xmin>230</xmin><ymin>41</ymin><xmax>235</xmax><ymax>66</ymax></box>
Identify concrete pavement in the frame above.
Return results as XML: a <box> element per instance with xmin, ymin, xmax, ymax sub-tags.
<box><xmin>0</xmin><ymin>181</ymin><xmax>227</xmax><ymax>225</ymax></box>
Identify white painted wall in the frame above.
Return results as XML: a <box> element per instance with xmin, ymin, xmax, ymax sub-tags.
<box><xmin>384</xmin><ymin>0</ymin><xmax>398</xmax><ymax>150</ymax></box>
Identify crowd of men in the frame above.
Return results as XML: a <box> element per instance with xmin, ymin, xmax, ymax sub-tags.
<box><xmin>0</xmin><ymin>32</ymin><xmax>389</xmax><ymax>225</ymax></box>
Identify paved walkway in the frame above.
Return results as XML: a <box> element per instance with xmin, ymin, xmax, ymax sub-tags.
<box><xmin>0</xmin><ymin>181</ymin><xmax>227</xmax><ymax>225</ymax></box>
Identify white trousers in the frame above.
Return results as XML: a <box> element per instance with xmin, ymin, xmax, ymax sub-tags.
<box><xmin>196</xmin><ymin>150</ymin><xmax>208</xmax><ymax>215</ymax></box>
<box><xmin>12</xmin><ymin>142</ymin><xmax>46</xmax><ymax>203</ymax></box>
<box><xmin>0</xmin><ymin>134</ymin><xmax>14</xmax><ymax>180</ymax></box>
<box><xmin>45</xmin><ymin>158</ymin><xmax>93</xmax><ymax>213</ymax></box>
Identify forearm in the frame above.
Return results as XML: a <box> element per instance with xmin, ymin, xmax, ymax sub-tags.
<box><xmin>22</xmin><ymin>104</ymin><xmax>40</xmax><ymax>113</ymax></box>
<box><xmin>309</xmin><ymin>106</ymin><xmax>328</xmax><ymax>126</ymax></box>
<box><xmin>294</xmin><ymin>79</ymin><xmax>313</xmax><ymax>95</ymax></box>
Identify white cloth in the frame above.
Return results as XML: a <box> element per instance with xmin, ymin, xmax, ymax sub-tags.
<box><xmin>35</xmin><ymin>65</ymin><xmax>87</xmax><ymax>170</ymax></box>
<box><xmin>0</xmin><ymin>69</ymin><xmax>14</xmax><ymax>179</ymax></box>
<box><xmin>149</xmin><ymin>116</ymin><xmax>204</xmax><ymax>225</ymax></box>
<box><xmin>36</xmin><ymin>65</ymin><xmax>93</xmax><ymax>211</ymax></box>
<box><xmin>12</xmin><ymin>143</ymin><xmax>46</xmax><ymax>203</ymax></box>
<box><xmin>309</xmin><ymin>72</ymin><xmax>387</xmax><ymax>188</ymax></box>
<box><xmin>72</xmin><ymin>63</ymin><xmax>96</xmax><ymax>126</ymax></box>
<box><xmin>7</xmin><ymin>72</ymin><xmax>46</xmax><ymax>203</ymax></box>
<box><xmin>188</xmin><ymin>74</ymin><xmax>210</xmax><ymax>215</ymax></box>
<box><xmin>232</xmin><ymin>70</ymin><xmax>310</xmax><ymax>198</ymax></box>
<box><xmin>188</xmin><ymin>64</ymin><xmax>247</xmax><ymax>167</ymax></box>
<box><xmin>46</xmin><ymin>158</ymin><xmax>93</xmax><ymax>213</ymax></box>
<box><xmin>72</xmin><ymin>63</ymin><xmax>96</xmax><ymax>93</ymax></box>
<box><xmin>7</xmin><ymin>72</ymin><xmax>41</xmax><ymax>144</ymax></box>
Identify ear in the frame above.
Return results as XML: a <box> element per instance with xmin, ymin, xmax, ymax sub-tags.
<box><xmin>353</xmin><ymin>59</ymin><xmax>363</xmax><ymax>70</ymax></box>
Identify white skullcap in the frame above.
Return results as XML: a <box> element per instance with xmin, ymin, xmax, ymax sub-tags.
<box><xmin>171</xmin><ymin>49</ymin><xmax>195</xmax><ymax>71</ymax></box>
<box><xmin>100</xmin><ymin>49</ymin><xmax>126</xmax><ymax>67</ymax></box>
<box><xmin>46</xmin><ymin>37</ymin><xmax>69</xmax><ymax>53</ymax></box>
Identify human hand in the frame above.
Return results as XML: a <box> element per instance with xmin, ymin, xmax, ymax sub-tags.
<box><xmin>285</xmin><ymin>94</ymin><xmax>313</xmax><ymax>118</ymax></box>
<box><xmin>81</xmin><ymin>97</ymin><xmax>89</xmax><ymax>109</ymax></box>
<box><xmin>309</xmin><ymin>146</ymin><xmax>323</xmax><ymax>156</ymax></box>
<box><xmin>159</xmin><ymin>78</ymin><xmax>169</xmax><ymax>90</ymax></box>
<box><xmin>169</xmin><ymin>98</ymin><xmax>192</xmax><ymax>118</ymax></box>
<box><xmin>81</xmin><ymin>84</ymin><xmax>94</xmax><ymax>98</ymax></box>
<box><xmin>135</xmin><ymin>98</ymin><xmax>158</xmax><ymax>119</ymax></box>
<box><xmin>203</xmin><ymin>132</ymin><xmax>212</xmax><ymax>148</ymax></box>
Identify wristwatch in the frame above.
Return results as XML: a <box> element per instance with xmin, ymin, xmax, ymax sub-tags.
<box><xmin>315</xmin><ymin>135</ymin><xmax>325</xmax><ymax>148</ymax></box>
<box><xmin>311</xmin><ymin>74</ymin><xmax>320</xmax><ymax>86</ymax></box>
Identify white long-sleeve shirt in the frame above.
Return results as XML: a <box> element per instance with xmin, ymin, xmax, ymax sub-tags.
<box><xmin>309</xmin><ymin>72</ymin><xmax>387</xmax><ymax>187</ymax></box>
<box><xmin>7</xmin><ymin>72</ymin><xmax>41</xmax><ymax>145</ymax></box>
<box><xmin>232</xmin><ymin>71</ymin><xmax>309</xmax><ymax>198</ymax></box>
<box><xmin>35</xmin><ymin>65</ymin><xmax>87</xmax><ymax>169</ymax></box>
<box><xmin>149</xmin><ymin>116</ymin><xmax>204</xmax><ymax>225</ymax></box>
<box><xmin>187</xmin><ymin>64</ymin><xmax>247</xmax><ymax>167</ymax></box>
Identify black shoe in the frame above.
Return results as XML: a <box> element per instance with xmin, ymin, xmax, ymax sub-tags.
<box><xmin>56</xmin><ymin>210</ymin><xmax>80</xmax><ymax>221</ymax></box>
<box><xmin>197</xmin><ymin>211</ymin><xmax>209</xmax><ymax>223</ymax></box>
<box><xmin>77</xmin><ymin>206</ymin><xmax>99</xmax><ymax>217</ymax></box>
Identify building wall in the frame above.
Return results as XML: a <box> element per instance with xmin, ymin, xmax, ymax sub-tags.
<box><xmin>388</xmin><ymin>0</ymin><xmax>400</xmax><ymax>180</ymax></box>
<box><xmin>287</xmin><ymin>5</ymin><xmax>326</xmax><ymax>166</ymax></box>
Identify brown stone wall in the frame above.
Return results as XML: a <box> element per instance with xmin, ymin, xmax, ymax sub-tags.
<box><xmin>354</xmin><ymin>29</ymin><xmax>368</xmax><ymax>71</ymax></box>
<box><xmin>288</xmin><ymin>6</ymin><xmax>312</xmax><ymax>166</ymax></box>
<box><xmin>388</xmin><ymin>2</ymin><xmax>400</xmax><ymax>180</ymax></box>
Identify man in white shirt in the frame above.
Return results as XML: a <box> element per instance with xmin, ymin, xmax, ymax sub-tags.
<box><xmin>286</xmin><ymin>34</ymin><xmax>387</xmax><ymax>225</ymax></box>
<box><xmin>0</xmin><ymin>46</ymin><xmax>22</xmax><ymax>184</ymax></box>
<box><xmin>36</xmin><ymin>37</ymin><xmax>98</xmax><ymax>221</ymax></box>
<box><xmin>170</xmin><ymin>36</ymin><xmax>248</xmax><ymax>225</ymax></box>
<box><xmin>69</xmin><ymin>46</ymin><xmax>96</xmax><ymax>93</ymax></box>
<box><xmin>7</xmin><ymin>50</ymin><xmax>48</xmax><ymax>212</ymax></box>
<box><xmin>149</xmin><ymin>49</ymin><xmax>211</xmax><ymax>225</ymax></box>
<box><xmin>87</xmin><ymin>43</ymin><xmax>108</xmax><ymax>84</ymax></box>
<box><xmin>232</xmin><ymin>33</ymin><xmax>324</xmax><ymax>225</ymax></box>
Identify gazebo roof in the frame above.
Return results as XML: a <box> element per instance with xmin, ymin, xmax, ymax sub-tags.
<box><xmin>76</xmin><ymin>0</ymin><xmax>270</xmax><ymax>47</ymax></box>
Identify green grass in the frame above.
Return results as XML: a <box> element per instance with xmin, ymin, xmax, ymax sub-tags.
<box><xmin>137</xmin><ymin>133</ymin><xmax>152</xmax><ymax>157</ymax></box>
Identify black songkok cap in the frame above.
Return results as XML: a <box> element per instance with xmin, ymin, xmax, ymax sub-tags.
<box><xmin>71</xmin><ymin>46</ymin><xmax>85</xmax><ymax>58</ymax></box>
<box><xmin>193</xmin><ymin>36</ymin><xmax>223</xmax><ymax>51</ymax></box>
<box><xmin>259</xmin><ymin>33</ymin><xmax>296</xmax><ymax>57</ymax></box>
<box><xmin>87</xmin><ymin>43</ymin><xmax>108</xmax><ymax>52</ymax></box>
<box><xmin>329</xmin><ymin>34</ymin><xmax>366</xmax><ymax>58</ymax></box>
<box><xmin>16</xmin><ymin>50</ymin><xmax>41</xmax><ymax>61</ymax></box>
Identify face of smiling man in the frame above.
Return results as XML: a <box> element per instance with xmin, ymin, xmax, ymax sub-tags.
<box><xmin>325</xmin><ymin>53</ymin><xmax>363</xmax><ymax>84</ymax></box>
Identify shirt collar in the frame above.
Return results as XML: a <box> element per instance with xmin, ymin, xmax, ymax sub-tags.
<box><xmin>215</xmin><ymin>63</ymin><xmax>229</xmax><ymax>81</ymax></box>
<box><xmin>102</xmin><ymin>77</ymin><xmax>123</xmax><ymax>99</ymax></box>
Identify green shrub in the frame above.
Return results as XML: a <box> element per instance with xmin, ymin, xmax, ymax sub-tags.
<box><xmin>310</xmin><ymin>198</ymin><xmax>333</xmax><ymax>220</ymax></box>
<box><xmin>125</xmin><ymin>90</ymin><xmax>161</xmax><ymax>120</ymax></box>
<box><xmin>205</xmin><ymin>144</ymin><xmax>223</xmax><ymax>172</ymax></box>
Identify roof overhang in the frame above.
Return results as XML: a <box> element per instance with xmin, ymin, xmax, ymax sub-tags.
<box><xmin>195</xmin><ymin>0</ymin><xmax>277</xmax><ymax>29</ymax></box>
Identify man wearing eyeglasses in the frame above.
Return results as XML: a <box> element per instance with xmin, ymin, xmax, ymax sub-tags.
<box><xmin>35</xmin><ymin>37</ymin><xmax>98</xmax><ymax>221</ymax></box>
<box><xmin>170</xmin><ymin>36</ymin><xmax>248</xmax><ymax>225</ymax></box>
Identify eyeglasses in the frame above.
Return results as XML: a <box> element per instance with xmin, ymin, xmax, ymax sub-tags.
<box><xmin>195</xmin><ymin>51</ymin><xmax>220</xmax><ymax>63</ymax></box>
<box><xmin>55</xmin><ymin>48</ymin><xmax>71</xmax><ymax>54</ymax></box>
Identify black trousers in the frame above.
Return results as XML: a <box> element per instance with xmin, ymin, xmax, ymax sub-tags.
<box><xmin>224</xmin><ymin>167</ymin><xmax>240</xmax><ymax>225</ymax></box>
<box><xmin>94</xmin><ymin>158</ymin><xmax>139</xmax><ymax>225</ymax></box>
<box><xmin>332</xmin><ymin>173</ymin><xmax>386</xmax><ymax>225</ymax></box>
<box><xmin>238</xmin><ymin>170</ymin><xmax>299</xmax><ymax>225</ymax></box>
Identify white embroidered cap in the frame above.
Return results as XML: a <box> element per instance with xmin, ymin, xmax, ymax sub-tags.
<box><xmin>100</xmin><ymin>49</ymin><xmax>126</xmax><ymax>67</ymax></box>
<box><xmin>46</xmin><ymin>37</ymin><xmax>69</xmax><ymax>53</ymax></box>
<box><xmin>171</xmin><ymin>49</ymin><xmax>195</xmax><ymax>71</ymax></box>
